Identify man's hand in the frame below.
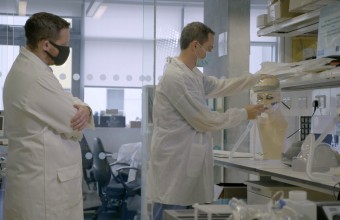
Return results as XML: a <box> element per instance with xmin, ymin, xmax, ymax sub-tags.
<box><xmin>71</xmin><ymin>104</ymin><xmax>92</xmax><ymax>131</ymax></box>
<box><xmin>245</xmin><ymin>104</ymin><xmax>265</xmax><ymax>120</ymax></box>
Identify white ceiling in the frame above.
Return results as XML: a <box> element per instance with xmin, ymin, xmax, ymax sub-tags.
<box><xmin>0</xmin><ymin>0</ymin><xmax>85</xmax><ymax>17</ymax></box>
<box><xmin>0</xmin><ymin>0</ymin><xmax>266</xmax><ymax>18</ymax></box>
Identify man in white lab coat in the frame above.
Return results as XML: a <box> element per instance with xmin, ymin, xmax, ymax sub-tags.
<box><xmin>3</xmin><ymin>12</ymin><xmax>94</xmax><ymax>220</ymax></box>
<box><xmin>149</xmin><ymin>22</ymin><xmax>268</xmax><ymax>220</ymax></box>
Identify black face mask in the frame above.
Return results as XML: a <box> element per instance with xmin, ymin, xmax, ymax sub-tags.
<box><xmin>45</xmin><ymin>41</ymin><xmax>70</xmax><ymax>66</ymax></box>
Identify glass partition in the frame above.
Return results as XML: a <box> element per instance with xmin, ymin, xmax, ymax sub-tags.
<box><xmin>0</xmin><ymin>13</ymin><xmax>79</xmax><ymax>108</ymax></box>
<box><xmin>0</xmin><ymin>1</ymin><xmax>278</xmax><ymax>219</ymax></box>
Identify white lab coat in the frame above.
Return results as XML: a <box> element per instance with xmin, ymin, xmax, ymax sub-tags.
<box><xmin>149</xmin><ymin>57</ymin><xmax>259</xmax><ymax>205</ymax></box>
<box><xmin>3</xmin><ymin>47</ymin><xmax>94</xmax><ymax>220</ymax></box>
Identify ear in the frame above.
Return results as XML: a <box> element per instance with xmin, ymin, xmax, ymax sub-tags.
<box><xmin>41</xmin><ymin>39</ymin><xmax>50</xmax><ymax>50</ymax></box>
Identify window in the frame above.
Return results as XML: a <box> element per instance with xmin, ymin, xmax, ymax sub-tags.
<box><xmin>83</xmin><ymin>3</ymin><xmax>204</xmax><ymax>127</ymax></box>
<box><xmin>0</xmin><ymin>15</ymin><xmax>79</xmax><ymax>109</ymax></box>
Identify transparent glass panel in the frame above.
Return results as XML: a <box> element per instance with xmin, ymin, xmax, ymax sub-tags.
<box><xmin>84</xmin><ymin>87</ymin><xmax>142</xmax><ymax>126</ymax></box>
<box><xmin>0</xmin><ymin>14</ymin><xmax>74</xmax><ymax>109</ymax></box>
<box><xmin>50</xmin><ymin>49</ymin><xmax>73</xmax><ymax>91</ymax></box>
<box><xmin>250</xmin><ymin>44</ymin><xmax>277</xmax><ymax>74</ymax></box>
<box><xmin>0</xmin><ymin>45</ymin><xmax>19</xmax><ymax>110</ymax></box>
<box><xmin>83</xmin><ymin>3</ymin><xmax>145</xmax><ymax>128</ymax></box>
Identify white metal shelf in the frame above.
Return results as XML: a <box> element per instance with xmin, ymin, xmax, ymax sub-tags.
<box><xmin>281</xmin><ymin>75</ymin><xmax>340</xmax><ymax>91</ymax></box>
<box><xmin>257</xmin><ymin>9</ymin><xmax>320</xmax><ymax>37</ymax></box>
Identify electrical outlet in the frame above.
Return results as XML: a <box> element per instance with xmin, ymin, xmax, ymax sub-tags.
<box><xmin>315</xmin><ymin>95</ymin><xmax>326</xmax><ymax>109</ymax></box>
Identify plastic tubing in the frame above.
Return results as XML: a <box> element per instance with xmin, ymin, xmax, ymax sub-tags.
<box><xmin>229</xmin><ymin>121</ymin><xmax>254</xmax><ymax>159</ymax></box>
<box><xmin>306</xmin><ymin>117</ymin><xmax>340</xmax><ymax>182</ymax></box>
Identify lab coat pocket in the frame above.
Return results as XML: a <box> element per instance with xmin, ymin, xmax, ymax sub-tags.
<box><xmin>57</xmin><ymin>163</ymin><xmax>81</xmax><ymax>182</ymax></box>
<box><xmin>57</xmin><ymin>163</ymin><xmax>82</xmax><ymax>207</ymax></box>
<box><xmin>187</xmin><ymin>143</ymin><xmax>206</xmax><ymax>178</ymax></box>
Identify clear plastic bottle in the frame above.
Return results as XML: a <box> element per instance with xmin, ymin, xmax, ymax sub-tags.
<box><xmin>228</xmin><ymin>198</ymin><xmax>251</xmax><ymax>220</ymax></box>
<box><xmin>283</xmin><ymin>191</ymin><xmax>316</xmax><ymax>220</ymax></box>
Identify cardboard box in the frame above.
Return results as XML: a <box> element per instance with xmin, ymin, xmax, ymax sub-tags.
<box><xmin>268</xmin><ymin>0</ymin><xmax>301</xmax><ymax>23</ymax></box>
<box><xmin>106</xmin><ymin>109</ymin><xmax>119</xmax><ymax>115</ymax></box>
<box><xmin>214</xmin><ymin>183</ymin><xmax>247</xmax><ymax>201</ymax></box>
<box><xmin>257</xmin><ymin>14</ymin><xmax>269</xmax><ymax>29</ymax></box>
<box><xmin>130</xmin><ymin>121</ymin><xmax>141</xmax><ymax>128</ymax></box>
<box><xmin>291</xmin><ymin>36</ymin><xmax>317</xmax><ymax>62</ymax></box>
<box><xmin>289</xmin><ymin>0</ymin><xmax>339</xmax><ymax>13</ymax></box>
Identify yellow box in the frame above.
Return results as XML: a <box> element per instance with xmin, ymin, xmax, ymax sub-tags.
<box><xmin>291</xmin><ymin>36</ymin><xmax>317</xmax><ymax>62</ymax></box>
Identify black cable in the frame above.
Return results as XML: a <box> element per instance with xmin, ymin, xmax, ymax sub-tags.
<box><xmin>286</xmin><ymin>100</ymin><xmax>319</xmax><ymax>139</ymax></box>
<box><xmin>281</xmin><ymin>101</ymin><xmax>291</xmax><ymax>110</ymax></box>
<box><xmin>333</xmin><ymin>182</ymin><xmax>340</xmax><ymax>200</ymax></box>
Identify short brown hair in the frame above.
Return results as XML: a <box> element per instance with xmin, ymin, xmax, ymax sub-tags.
<box><xmin>180</xmin><ymin>22</ymin><xmax>215</xmax><ymax>50</ymax></box>
<box><xmin>25</xmin><ymin>12</ymin><xmax>70</xmax><ymax>49</ymax></box>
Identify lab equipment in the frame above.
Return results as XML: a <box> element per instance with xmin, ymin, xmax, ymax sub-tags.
<box><xmin>229</xmin><ymin>121</ymin><xmax>254</xmax><ymax>159</ymax></box>
<box><xmin>291</xmin><ymin>140</ymin><xmax>338</xmax><ymax>172</ymax></box>
<box><xmin>246</xmin><ymin>180</ymin><xmax>333</xmax><ymax>205</ymax></box>
<box><xmin>230</xmin><ymin>75</ymin><xmax>287</xmax><ymax>160</ymax></box>
<box><xmin>301</xmin><ymin>105</ymin><xmax>340</xmax><ymax>182</ymax></box>
<box><xmin>227</xmin><ymin>195</ymin><xmax>301</xmax><ymax>220</ymax></box>
<box><xmin>283</xmin><ymin>190</ymin><xmax>317</xmax><ymax>220</ymax></box>
<box><xmin>167</xmin><ymin>191</ymin><xmax>333</xmax><ymax>220</ymax></box>
<box><xmin>316</xmin><ymin>201</ymin><xmax>340</xmax><ymax>220</ymax></box>
<box><xmin>246</xmin><ymin>181</ymin><xmax>301</xmax><ymax>205</ymax></box>
<box><xmin>253</xmin><ymin>76</ymin><xmax>288</xmax><ymax>160</ymax></box>
<box><xmin>281</xmin><ymin>141</ymin><xmax>303</xmax><ymax>166</ymax></box>
<box><xmin>98</xmin><ymin>115</ymin><xmax>126</xmax><ymax>127</ymax></box>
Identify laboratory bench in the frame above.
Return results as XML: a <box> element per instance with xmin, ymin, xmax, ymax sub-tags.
<box><xmin>214</xmin><ymin>156</ymin><xmax>340</xmax><ymax>197</ymax></box>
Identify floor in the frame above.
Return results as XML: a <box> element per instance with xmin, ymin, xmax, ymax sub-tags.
<box><xmin>82</xmin><ymin>181</ymin><xmax>140</xmax><ymax>220</ymax></box>
<box><xmin>83</xmin><ymin>181</ymin><xmax>102</xmax><ymax>220</ymax></box>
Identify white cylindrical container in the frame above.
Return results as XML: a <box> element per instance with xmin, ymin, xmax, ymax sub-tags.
<box><xmin>284</xmin><ymin>191</ymin><xmax>316</xmax><ymax>220</ymax></box>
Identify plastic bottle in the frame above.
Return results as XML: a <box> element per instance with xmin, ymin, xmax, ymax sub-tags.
<box><xmin>283</xmin><ymin>191</ymin><xmax>316</xmax><ymax>220</ymax></box>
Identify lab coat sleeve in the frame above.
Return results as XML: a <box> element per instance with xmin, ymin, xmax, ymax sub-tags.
<box><xmin>69</xmin><ymin>95</ymin><xmax>95</xmax><ymax>129</ymax></box>
<box><xmin>24</xmin><ymin>73</ymin><xmax>91</xmax><ymax>140</ymax></box>
<box><xmin>162</xmin><ymin>73</ymin><xmax>250</xmax><ymax>132</ymax></box>
<box><xmin>203</xmin><ymin>73</ymin><xmax>260</xmax><ymax>99</ymax></box>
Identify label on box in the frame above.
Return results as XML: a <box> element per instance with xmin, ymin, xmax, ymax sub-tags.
<box><xmin>317</xmin><ymin>3</ymin><xmax>340</xmax><ymax>58</ymax></box>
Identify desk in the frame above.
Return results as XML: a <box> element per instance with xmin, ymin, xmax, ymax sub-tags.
<box><xmin>214</xmin><ymin>157</ymin><xmax>339</xmax><ymax>196</ymax></box>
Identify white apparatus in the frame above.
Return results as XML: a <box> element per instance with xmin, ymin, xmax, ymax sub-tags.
<box><xmin>228</xmin><ymin>190</ymin><xmax>316</xmax><ymax>220</ymax></box>
<box><xmin>230</xmin><ymin>76</ymin><xmax>287</xmax><ymax>160</ymax></box>
<box><xmin>304</xmin><ymin>109</ymin><xmax>340</xmax><ymax>182</ymax></box>
<box><xmin>253</xmin><ymin>77</ymin><xmax>287</xmax><ymax>160</ymax></box>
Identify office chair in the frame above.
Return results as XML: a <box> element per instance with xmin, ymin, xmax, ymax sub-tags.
<box><xmin>79</xmin><ymin>135</ymin><xmax>96</xmax><ymax>191</ymax></box>
<box><xmin>92</xmin><ymin>137</ymin><xmax>141</xmax><ymax>220</ymax></box>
